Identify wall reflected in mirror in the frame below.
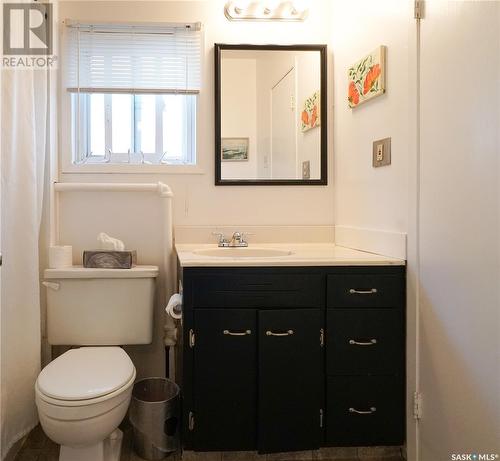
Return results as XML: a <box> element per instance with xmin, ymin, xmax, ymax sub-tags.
<box><xmin>216</xmin><ymin>45</ymin><xmax>327</xmax><ymax>185</ymax></box>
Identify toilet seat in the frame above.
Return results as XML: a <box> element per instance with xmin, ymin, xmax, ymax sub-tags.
<box><xmin>37</xmin><ymin>347</ymin><xmax>135</xmax><ymax>402</ymax></box>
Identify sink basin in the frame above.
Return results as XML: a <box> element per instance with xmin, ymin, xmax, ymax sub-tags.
<box><xmin>193</xmin><ymin>247</ymin><xmax>293</xmax><ymax>258</ymax></box>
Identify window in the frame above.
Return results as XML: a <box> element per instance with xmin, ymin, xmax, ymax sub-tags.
<box><xmin>64</xmin><ymin>22</ymin><xmax>201</xmax><ymax>166</ymax></box>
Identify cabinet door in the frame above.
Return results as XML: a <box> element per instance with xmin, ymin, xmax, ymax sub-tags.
<box><xmin>258</xmin><ymin>309</ymin><xmax>323</xmax><ymax>453</ymax></box>
<box><xmin>193</xmin><ymin>309</ymin><xmax>257</xmax><ymax>450</ymax></box>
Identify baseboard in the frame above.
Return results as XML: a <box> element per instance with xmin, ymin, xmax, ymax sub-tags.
<box><xmin>334</xmin><ymin>225</ymin><xmax>407</xmax><ymax>260</ymax></box>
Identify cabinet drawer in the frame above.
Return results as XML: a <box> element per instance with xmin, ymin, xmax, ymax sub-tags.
<box><xmin>327</xmin><ymin>274</ymin><xmax>404</xmax><ymax>309</ymax></box>
<box><xmin>327</xmin><ymin>309</ymin><xmax>404</xmax><ymax>375</ymax></box>
<box><xmin>192</xmin><ymin>273</ymin><xmax>324</xmax><ymax>308</ymax></box>
<box><xmin>326</xmin><ymin>376</ymin><xmax>404</xmax><ymax>446</ymax></box>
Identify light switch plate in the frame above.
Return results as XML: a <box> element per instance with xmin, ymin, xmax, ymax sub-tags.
<box><xmin>373</xmin><ymin>137</ymin><xmax>391</xmax><ymax>167</ymax></box>
<box><xmin>302</xmin><ymin>160</ymin><xmax>311</xmax><ymax>179</ymax></box>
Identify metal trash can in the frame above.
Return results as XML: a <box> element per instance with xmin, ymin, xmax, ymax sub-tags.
<box><xmin>129</xmin><ymin>377</ymin><xmax>180</xmax><ymax>461</ymax></box>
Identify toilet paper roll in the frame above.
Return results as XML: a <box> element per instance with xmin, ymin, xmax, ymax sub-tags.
<box><xmin>49</xmin><ymin>245</ymin><xmax>73</xmax><ymax>268</ymax></box>
<box><xmin>165</xmin><ymin>293</ymin><xmax>183</xmax><ymax>320</ymax></box>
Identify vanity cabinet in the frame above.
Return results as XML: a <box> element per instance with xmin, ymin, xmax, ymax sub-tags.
<box><xmin>179</xmin><ymin>266</ymin><xmax>405</xmax><ymax>453</ymax></box>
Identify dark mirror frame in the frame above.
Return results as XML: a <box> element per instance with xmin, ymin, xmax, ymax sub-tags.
<box><xmin>215</xmin><ymin>43</ymin><xmax>328</xmax><ymax>186</ymax></box>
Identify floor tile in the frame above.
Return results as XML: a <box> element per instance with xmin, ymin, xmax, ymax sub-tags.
<box><xmin>358</xmin><ymin>458</ymin><xmax>402</xmax><ymax>461</ymax></box>
<box><xmin>266</xmin><ymin>451</ymin><xmax>313</xmax><ymax>461</ymax></box>
<box><xmin>37</xmin><ymin>452</ymin><xmax>59</xmax><ymax>461</ymax></box>
<box><xmin>221</xmin><ymin>451</ymin><xmax>266</xmax><ymax>461</ymax></box>
<box><xmin>182</xmin><ymin>451</ymin><xmax>222</xmax><ymax>461</ymax></box>
<box><xmin>313</xmin><ymin>447</ymin><xmax>358</xmax><ymax>460</ymax></box>
<box><xmin>357</xmin><ymin>447</ymin><xmax>402</xmax><ymax>460</ymax></box>
<box><xmin>14</xmin><ymin>450</ymin><xmax>40</xmax><ymax>461</ymax></box>
<box><xmin>24</xmin><ymin>425</ymin><xmax>47</xmax><ymax>450</ymax></box>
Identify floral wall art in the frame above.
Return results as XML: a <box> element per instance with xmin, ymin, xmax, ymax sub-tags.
<box><xmin>301</xmin><ymin>90</ymin><xmax>320</xmax><ymax>132</ymax></box>
<box><xmin>348</xmin><ymin>45</ymin><xmax>386</xmax><ymax>108</ymax></box>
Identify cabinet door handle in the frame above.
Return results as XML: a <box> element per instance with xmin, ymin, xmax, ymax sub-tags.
<box><xmin>223</xmin><ymin>329</ymin><xmax>251</xmax><ymax>336</ymax></box>
<box><xmin>349</xmin><ymin>407</ymin><xmax>377</xmax><ymax>414</ymax></box>
<box><xmin>266</xmin><ymin>329</ymin><xmax>294</xmax><ymax>336</ymax></box>
<box><xmin>349</xmin><ymin>339</ymin><xmax>377</xmax><ymax>346</ymax></box>
<box><xmin>349</xmin><ymin>288</ymin><xmax>378</xmax><ymax>294</ymax></box>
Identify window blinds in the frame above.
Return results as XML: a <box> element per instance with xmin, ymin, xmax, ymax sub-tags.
<box><xmin>64</xmin><ymin>22</ymin><xmax>202</xmax><ymax>94</ymax></box>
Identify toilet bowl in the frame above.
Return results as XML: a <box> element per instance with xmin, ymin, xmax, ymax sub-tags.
<box><xmin>36</xmin><ymin>347</ymin><xmax>136</xmax><ymax>461</ymax></box>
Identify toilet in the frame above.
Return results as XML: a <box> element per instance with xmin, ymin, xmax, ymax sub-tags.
<box><xmin>36</xmin><ymin>265</ymin><xmax>159</xmax><ymax>461</ymax></box>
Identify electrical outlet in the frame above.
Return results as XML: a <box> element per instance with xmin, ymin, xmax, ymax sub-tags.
<box><xmin>302</xmin><ymin>160</ymin><xmax>311</xmax><ymax>179</ymax></box>
<box><xmin>373</xmin><ymin>137</ymin><xmax>391</xmax><ymax>167</ymax></box>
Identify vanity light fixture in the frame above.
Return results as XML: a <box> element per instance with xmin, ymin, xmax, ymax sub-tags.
<box><xmin>224</xmin><ymin>0</ymin><xmax>309</xmax><ymax>21</ymax></box>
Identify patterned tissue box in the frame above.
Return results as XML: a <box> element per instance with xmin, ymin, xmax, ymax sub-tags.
<box><xmin>83</xmin><ymin>250</ymin><xmax>137</xmax><ymax>269</ymax></box>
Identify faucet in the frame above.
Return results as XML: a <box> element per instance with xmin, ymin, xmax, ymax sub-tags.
<box><xmin>229</xmin><ymin>232</ymin><xmax>247</xmax><ymax>247</ymax></box>
<box><xmin>212</xmin><ymin>231</ymin><xmax>251</xmax><ymax>247</ymax></box>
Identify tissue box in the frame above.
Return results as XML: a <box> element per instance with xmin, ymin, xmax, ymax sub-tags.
<box><xmin>83</xmin><ymin>250</ymin><xmax>137</xmax><ymax>269</ymax></box>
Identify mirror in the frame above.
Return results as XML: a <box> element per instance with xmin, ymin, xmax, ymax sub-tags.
<box><xmin>215</xmin><ymin>44</ymin><xmax>327</xmax><ymax>185</ymax></box>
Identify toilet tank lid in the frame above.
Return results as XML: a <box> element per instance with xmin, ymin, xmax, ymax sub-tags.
<box><xmin>37</xmin><ymin>347</ymin><xmax>135</xmax><ymax>401</ymax></box>
<box><xmin>44</xmin><ymin>265</ymin><xmax>159</xmax><ymax>279</ymax></box>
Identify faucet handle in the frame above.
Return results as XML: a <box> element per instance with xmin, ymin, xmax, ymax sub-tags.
<box><xmin>212</xmin><ymin>232</ymin><xmax>229</xmax><ymax>246</ymax></box>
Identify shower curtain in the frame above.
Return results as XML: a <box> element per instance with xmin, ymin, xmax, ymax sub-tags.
<box><xmin>0</xmin><ymin>66</ymin><xmax>48</xmax><ymax>458</ymax></box>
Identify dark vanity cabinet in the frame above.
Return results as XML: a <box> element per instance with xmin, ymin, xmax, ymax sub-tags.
<box><xmin>179</xmin><ymin>266</ymin><xmax>405</xmax><ymax>453</ymax></box>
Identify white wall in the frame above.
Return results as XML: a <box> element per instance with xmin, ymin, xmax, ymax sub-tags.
<box><xmin>220</xmin><ymin>58</ymin><xmax>258</xmax><ymax>179</ymax></box>
<box><xmin>58</xmin><ymin>0</ymin><xmax>334</xmax><ymax>227</ymax></box>
<box><xmin>331</xmin><ymin>0</ymin><xmax>411</xmax><ymax>233</ymax></box>
<box><xmin>418</xmin><ymin>1</ymin><xmax>500</xmax><ymax>459</ymax></box>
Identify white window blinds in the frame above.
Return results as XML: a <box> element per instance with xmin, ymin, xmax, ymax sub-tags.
<box><xmin>64</xmin><ymin>22</ymin><xmax>202</xmax><ymax>93</ymax></box>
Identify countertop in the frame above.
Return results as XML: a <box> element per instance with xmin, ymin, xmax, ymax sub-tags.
<box><xmin>175</xmin><ymin>243</ymin><xmax>406</xmax><ymax>267</ymax></box>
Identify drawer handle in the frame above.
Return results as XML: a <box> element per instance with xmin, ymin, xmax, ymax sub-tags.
<box><xmin>266</xmin><ymin>329</ymin><xmax>294</xmax><ymax>337</ymax></box>
<box><xmin>349</xmin><ymin>339</ymin><xmax>377</xmax><ymax>346</ymax></box>
<box><xmin>349</xmin><ymin>288</ymin><xmax>378</xmax><ymax>294</ymax></box>
<box><xmin>349</xmin><ymin>407</ymin><xmax>377</xmax><ymax>415</ymax></box>
<box><xmin>223</xmin><ymin>329</ymin><xmax>251</xmax><ymax>336</ymax></box>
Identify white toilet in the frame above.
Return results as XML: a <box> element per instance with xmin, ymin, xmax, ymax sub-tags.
<box><xmin>36</xmin><ymin>265</ymin><xmax>159</xmax><ymax>461</ymax></box>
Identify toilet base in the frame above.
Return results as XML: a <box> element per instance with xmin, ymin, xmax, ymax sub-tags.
<box><xmin>59</xmin><ymin>428</ymin><xmax>123</xmax><ymax>461</ymax></box>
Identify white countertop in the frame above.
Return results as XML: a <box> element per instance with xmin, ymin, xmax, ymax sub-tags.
<box><xmin>175</xmin><ymin>243</ymin><xmax>406</xmax><ymax>267</ymax></box>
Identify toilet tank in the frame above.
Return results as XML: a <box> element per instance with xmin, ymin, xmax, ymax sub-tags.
<box><xmin>43</xmin><ymin>266</ymin><xmax>159</xmax><ymax>345</ymax></box>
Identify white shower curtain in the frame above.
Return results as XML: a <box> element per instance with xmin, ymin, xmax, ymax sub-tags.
<box><xmin>0</xmin><ymin>66</ymin><xmax>48</xmax><ymax>458</ymax></box>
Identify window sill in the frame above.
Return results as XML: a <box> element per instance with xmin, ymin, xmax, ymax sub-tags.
<box><xmin>60</xmin><ymin>163</ymin><xmax>205</xmax><ymax>175</ymax></box>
